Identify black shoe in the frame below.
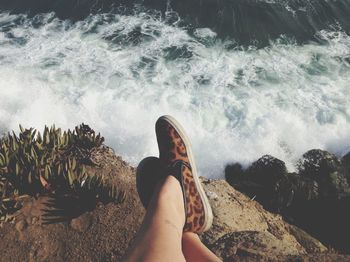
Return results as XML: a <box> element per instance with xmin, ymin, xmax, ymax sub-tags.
<box><xmin>136</xmin><ymin>157</ymin><xmax>166</xmax><ymax>208</ymax></box>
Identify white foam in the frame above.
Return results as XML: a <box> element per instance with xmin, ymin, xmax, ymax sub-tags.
<box><xmin>0</xmin><ymin>12</ymin><xmax>350</xmax><ymax>178</ymax></box>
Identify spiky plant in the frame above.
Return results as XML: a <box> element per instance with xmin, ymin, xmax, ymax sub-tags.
<box><xmin>0</xmin><ymin>124</ymin><xmax>125</xmax><ymax>221</ymax></box>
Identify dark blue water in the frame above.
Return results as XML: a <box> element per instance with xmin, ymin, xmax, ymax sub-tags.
<box><xmin>0</xmin><ymin>1</ymin><xmax>349</xmax><ymax>178</ymax></box>
<box><xmin>2</xmin><ymin>0</ymin><xmax>350</xmax><ymax>45</ymax></box>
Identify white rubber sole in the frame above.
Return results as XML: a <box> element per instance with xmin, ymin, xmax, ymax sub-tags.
<box><xmin>158</xmin><ymin>115</ymin><xmax>213</xmax><ymax>233</ymax></box>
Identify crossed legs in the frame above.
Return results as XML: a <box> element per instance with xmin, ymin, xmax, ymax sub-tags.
<box><xmin>122</xmin><ymin>175</ymin><xmax>221</xmax><ymax>262</ymax></box>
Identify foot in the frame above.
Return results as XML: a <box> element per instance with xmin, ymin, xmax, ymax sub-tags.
<box><xmin>155</xmin><ymin>115</ymin><xmax>213</xmax><ymax>233</ymax></box>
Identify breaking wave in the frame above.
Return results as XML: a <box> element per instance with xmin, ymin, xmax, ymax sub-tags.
<box><xmin>0</xmin><ymin>8</ymin><xmax>349</xmax><ymax>177</ymax></box>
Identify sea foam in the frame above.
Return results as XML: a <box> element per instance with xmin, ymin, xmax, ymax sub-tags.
<box><xmin>0</xmin><ymin>11</ymin><xmax>349</xmax><ymax>178</ymax></box>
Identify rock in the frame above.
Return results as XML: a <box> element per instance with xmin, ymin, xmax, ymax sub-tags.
<box><xmin>200</xmin><ymin>178</ymin><xmax>306</xmax><ymax>255</ymax></box>
<box><xmin>297</xmin><ymin>149</ymin><xmax>341</xmax><ymax>178</ymax></box>
<box><xmin>246</xmin><ymin>155</ymin><xmax>288</xmax><ymax>186</ymax></box>
<box><xmin>15</xmin><ymin>220</ymin><xmax>28</xmax><ymax>232</ymax></box>
<box><xmin>28</xmin><ymin>237</ymin><xmax>66</xmax><ymax>262</ymax></box>
<box><xmin>70</xmin><ymin>213</ymin><xmax>93</xmax><ymax>232</ymax></box>
<box><xmin>341</xmin><ymin>152</ymin><xmax>350</xmax><ymax>183</ymax></box>
<box><xmin>285</xmin><ymin>254</ymin><xmax>350</xmax><ymax>262</ymax></box>
<box><xmin>210</xmin><ymin>231</ymin><xmax>301</xmax><ymax>261</ymax></box>
<box><xmin>225</xmin><ymin>155</ymin><xmax>288</xmax><ymax>190</ymax></box>
<box><xmin>0</xmin><ymin>147</ymin><xmax>341</xmax><ymax>261</ymax></box>
<box><xmin>288</xmin><ymin>225</ymin><xmax>327</xmax><ymax>253</ymax></box>
<box><xmin>297</xmin><ymin>149</ymin><xmax>350</xmax><ymax>198</ymax></box>
<box><xmin>226</xmin><ymin>150</ymin><xmax>350</xmax><ymax>254</ymax></box>
<box><xmin>206</xmin><ymin>190</ymin><xmax>219</xmax><ymax>201</ymax></box>
<box><xmin>291</xmin><ymin>175</ymin><xmax>319</xmax><ymax>202</ymax></box>
<box><xmin>225</xmin><ymin>163</ymin><xmax>244</xmax><ymax>186</ymax></box>
<box><xmin>227</xmin><ymin>155</ymin><xmax>290</xmax><ymax>212</ymax></box>
<box><xmin>325</xmin><ymin>172</ymin><xmax>350</xmax><ymax>198</ymax></box>
<box><xmin>31</xmin><ymin>217</ymin><xmax>39</xmax><ymax>225</ymax></box>
<box><xmin>269</xmin><ymin>174</ymin><xmax>297</xmax><ymax>210</ymax></box>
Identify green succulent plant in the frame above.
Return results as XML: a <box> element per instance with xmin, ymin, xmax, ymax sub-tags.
<box><xmin>0</xmin><ymin>124</ymin><xmax>125</xmax><ymax>221</ymax></box>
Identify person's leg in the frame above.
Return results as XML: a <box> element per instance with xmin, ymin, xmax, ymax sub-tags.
<box><xmin>122</xmin><ymin>175</ymin><xmax>186</xmax><ymax>262</ymax></box>
<box><xmin>123</xmin><ymin>115</ymin><xmax>220</xmax><ymax>261</ymax></box>
<box><xmin>182</xmin><ymin>232</ymin><xmax>222</xmax><ymax>262</ymax></box>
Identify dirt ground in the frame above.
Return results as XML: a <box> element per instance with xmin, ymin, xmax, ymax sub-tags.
<box><xmin>1</xmin><ymin>147</ymin><xmax>349</xmax><ymax>261</ymax></box>
<box><xmin>0</xmin><ymin>147</ymin><xmax>145</xmax><ymax>261</ymax></box>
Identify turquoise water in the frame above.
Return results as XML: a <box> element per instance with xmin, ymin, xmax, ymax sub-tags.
<box><xmin>0</xmin><ymin>8</ymin><xmax>349</xmax><ymax>177</ymax></box>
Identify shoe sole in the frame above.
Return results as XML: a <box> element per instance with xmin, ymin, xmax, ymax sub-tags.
<box><xmin>158</xmin><ymin>115</ymin><xmax>213</xmax><ymax>233</ymax></box>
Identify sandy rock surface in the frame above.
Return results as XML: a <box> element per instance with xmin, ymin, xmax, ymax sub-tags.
<box><xmin>0</xmin><ymin>147</ymin><xmax>347</xmax><ymax>261</ymax></box>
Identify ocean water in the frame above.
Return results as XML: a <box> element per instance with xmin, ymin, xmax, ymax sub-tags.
<box><xmin>0</xmin><ymin>2</ymin><xmax>350</xmax><ymax>178</ymax></box>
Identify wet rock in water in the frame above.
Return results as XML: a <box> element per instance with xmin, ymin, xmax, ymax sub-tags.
<box><xmin>246</xmin><ymin>155</ymin><xmax>288</xmax><ymax>186</ymax></box>
<box><xmin>246</xmin><ymin>155</ymin><xmax>290</xmax><ymax>211</ymax></box>
<box><xmin>292</xmin><ymin>175</ymin><xmax>319</xmax><ymax>202</ymax></box>
<box><xmin>269</xmin><ymin>174</ymin><xmax>296</xmax><ymax>210</ymax></box>
<box><xmin>225</xmin><ymin>163</ymin><xmax>244</xmax><ymax>186</ymax></box>
<box><xmin>341</xmin><ymin>151</ymin><xmax>350</xmax><ymax>183</ymax></box>
<box><xmin>225</xmin><ymin>156</ymin><xmax>294</xmax><ymax>212</ymax></box>
<box><xmin>297</xmin><ymin>149</ymin><xmax>350</xmax><ymax>198</ymax></box>
<box><xmin>298</xmin><ymin>149</ymin><xmax>343</xmax><ymax>178</ymax></box>
<box><xmin>224</xmin><ymin>149</ymin><xmax>350</xmax><ymax>253</ymax></box>
<box><xmin>225</xmin><ymin>155</ymin><xmax>288</xmax><ymax>189</ymax></box>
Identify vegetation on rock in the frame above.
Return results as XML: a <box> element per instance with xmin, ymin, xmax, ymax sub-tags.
<box><xmin>0</xmin><ymin>124</ymin><xmax>125</xmax><ymax>222</ymax></box>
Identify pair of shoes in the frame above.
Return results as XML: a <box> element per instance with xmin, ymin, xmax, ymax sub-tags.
<box><xmin>136</xmin><ymin>115</ymin><xmax>213</xmax><ymax>233</ymax></box>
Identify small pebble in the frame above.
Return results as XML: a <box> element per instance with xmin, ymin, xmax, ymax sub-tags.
<box><xmin>70</xmin><ymin>213</ymin><xmax>93</xmax><ymax>232</ymax></box>
<box><xmin>15</xmin><ymin>220</ymin><xmax>28</xmax><ymax>232</ymax></box>
<box><xmin>31</xmin><ymin>217</ymin><xmax>38</xmax><ymax>225</ymax></box>
<box><xmin>206</xmin><ymin>191</ymin><xmax>219</xmax><ymax>200</ymax></box>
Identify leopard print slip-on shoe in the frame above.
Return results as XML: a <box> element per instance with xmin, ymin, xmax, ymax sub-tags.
<box><xmin>155</xmin><ymin>115</ymin><xmax>213</xmax><ymax>233</ymax></box>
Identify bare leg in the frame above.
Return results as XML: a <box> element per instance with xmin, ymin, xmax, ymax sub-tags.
<box><xmin>182</xmin><ymin>232</ymin><xmax>222</xmax><ymax>262</ymax></box>
<box><xmin>122</xmin><ymin>176</ymin><xmax>186</xmax><ymax>262</ymax></box>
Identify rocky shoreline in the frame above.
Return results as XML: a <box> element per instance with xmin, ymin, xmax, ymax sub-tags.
<box><xmin>0</xmin><ymin>125</ymin><xmax>349</xmax><ymax>261</ymax></box>
<box><xmin>225</xmin><ymin>149</ymin><xmax>350</xmax><ymax>254</ymax></box>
